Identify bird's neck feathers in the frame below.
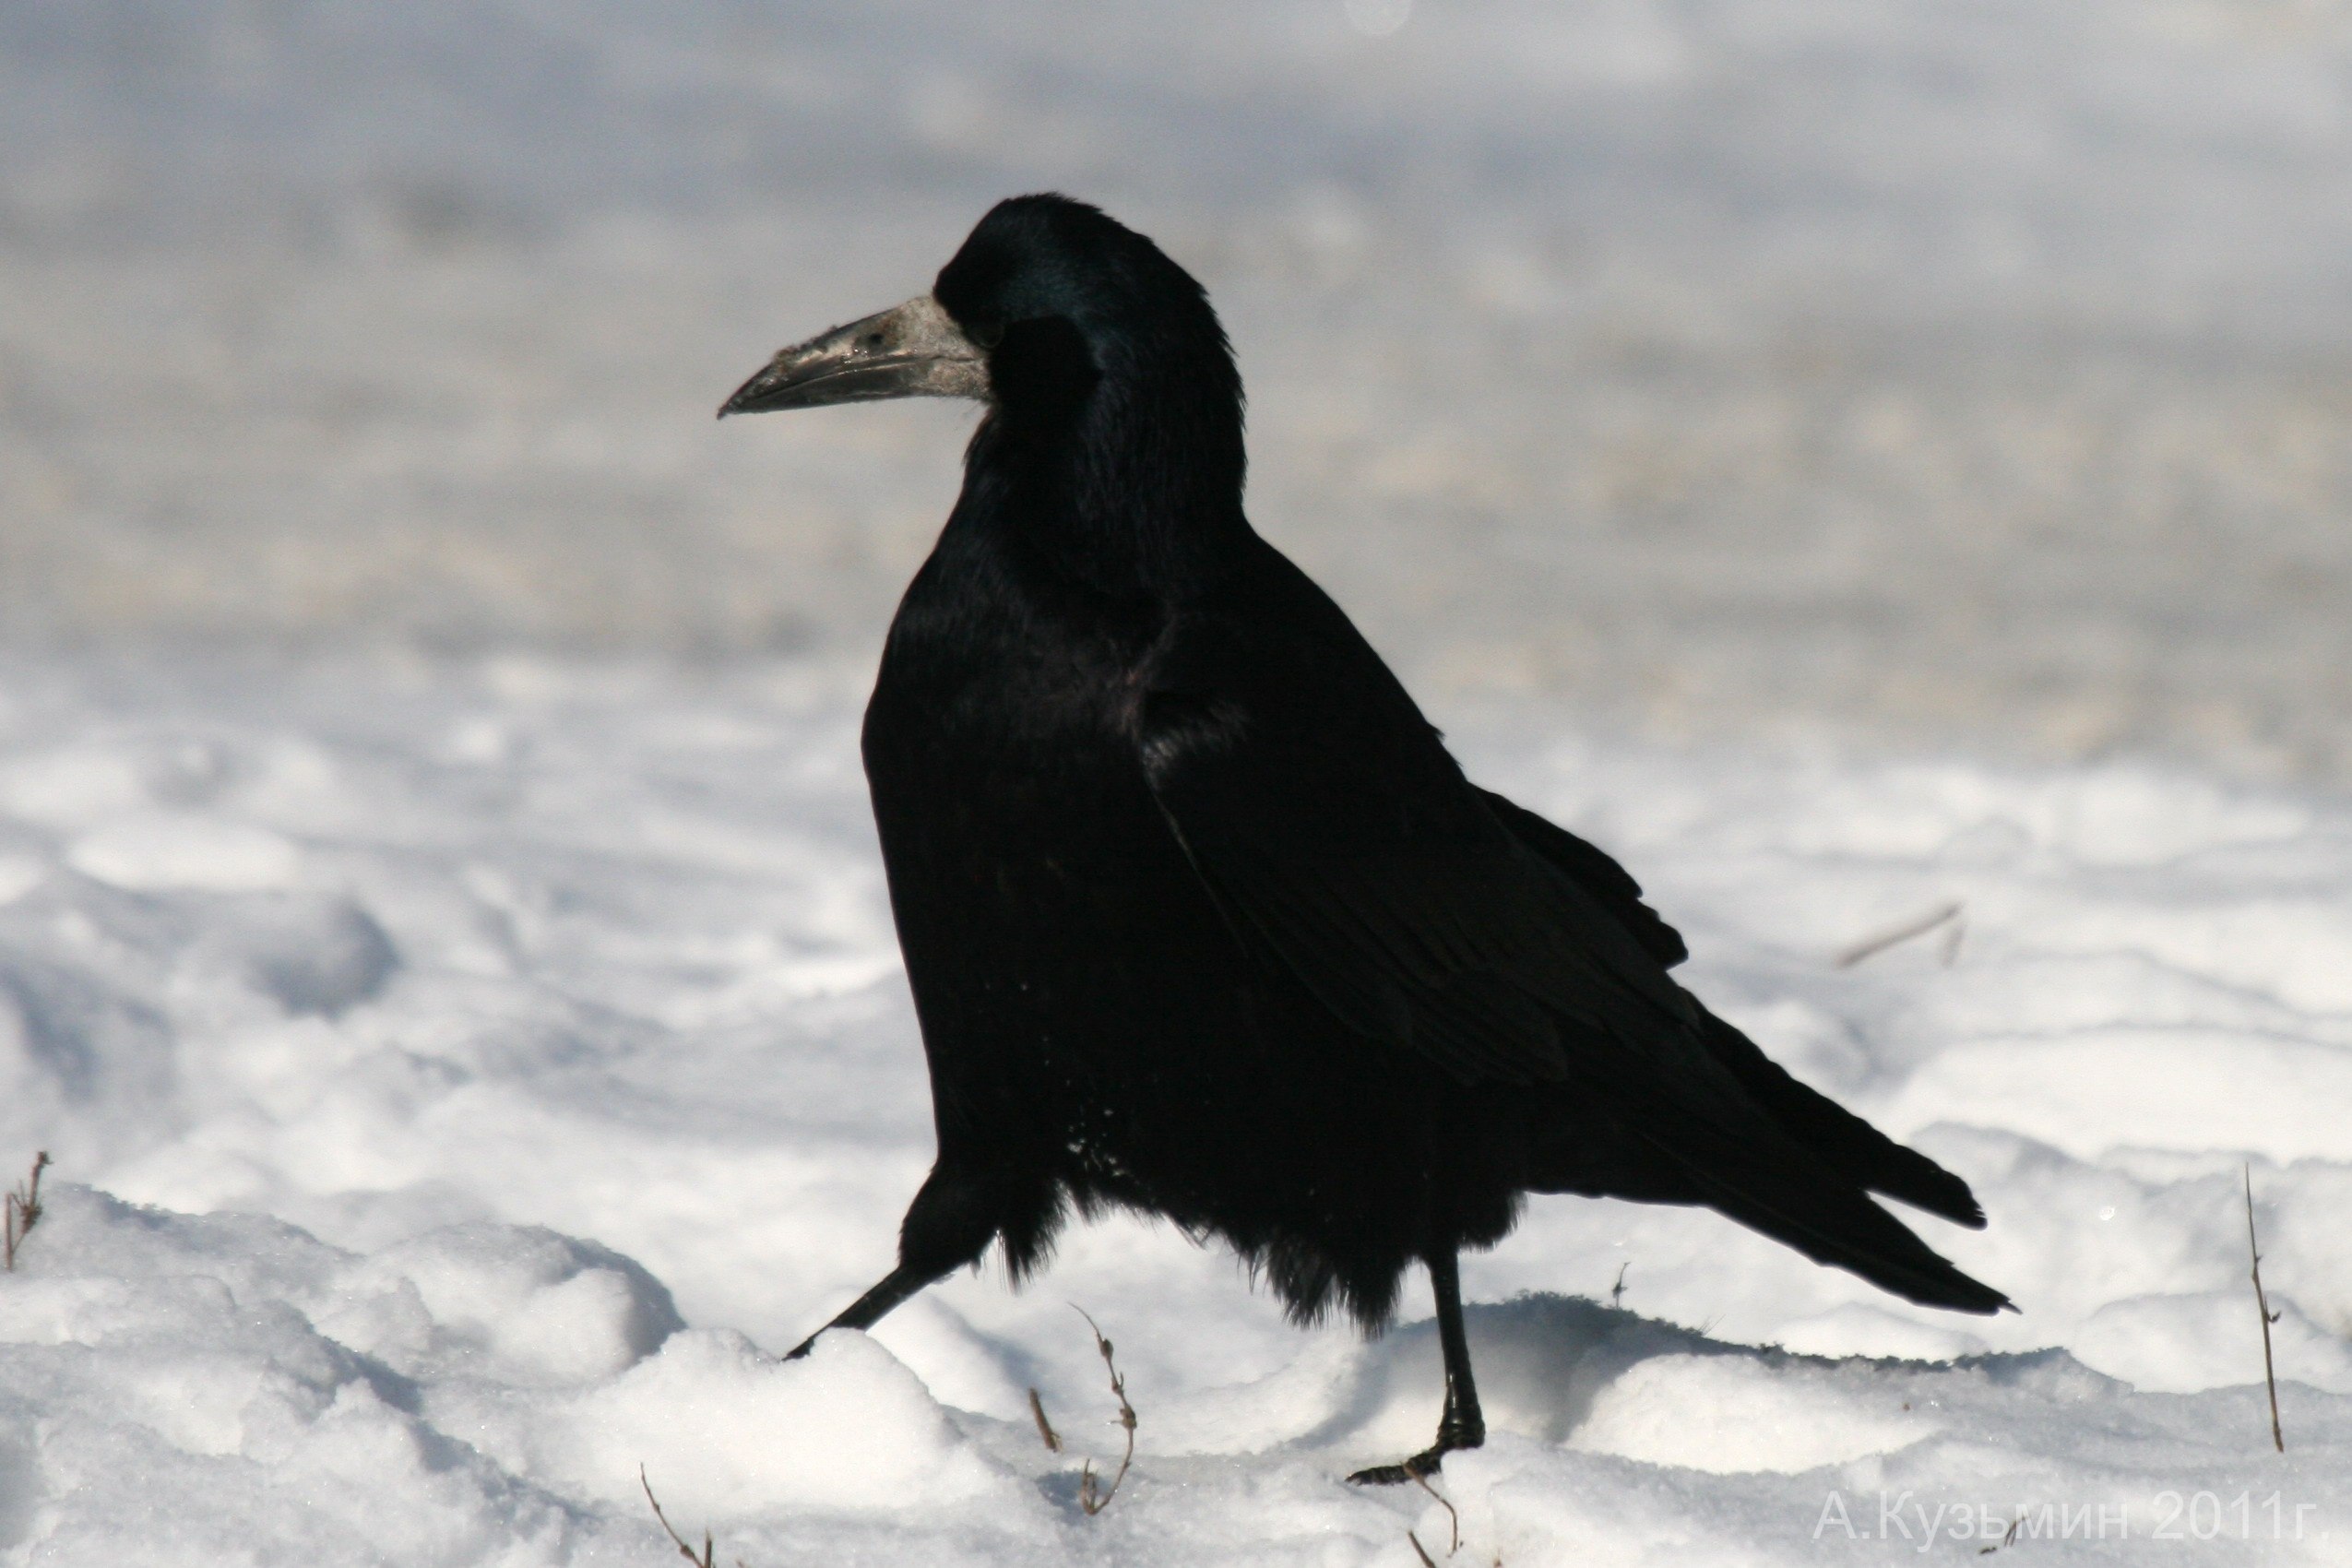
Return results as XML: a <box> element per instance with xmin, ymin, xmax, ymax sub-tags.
<box><xmin>965</xmin><ymin>320</ymin><xmax>1250</xmax><ymax>602</ymax></box>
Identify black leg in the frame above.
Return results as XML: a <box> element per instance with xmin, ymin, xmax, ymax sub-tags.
<box><xmin>1348</xmin><ymin>1249</ymin><xmax>1487</xmax><ymax>1484</ymax></box>
<box><xmin>784</xmin><ymin>1159</ymin><xmax>1002</xmax><ymax>1360</ymax></box>
<box><xmin>784</xmin><ymin>1259</ymin><xmax>954</xmax><ymax>1359</ymax></box>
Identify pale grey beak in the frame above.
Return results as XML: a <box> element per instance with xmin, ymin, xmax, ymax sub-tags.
<box><xmin>719</xmin><ymin>295</ymin><xmax>990</xmax><ymax>417</ymax></box>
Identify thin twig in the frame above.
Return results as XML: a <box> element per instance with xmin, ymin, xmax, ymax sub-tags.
<box><xmin>1609</xmin><ymin>1261</ymin><xmax>1630</xmax><ymax>1309</ymax></box>
<box><xmin>4</xmin><ymin>1151</ymin><xmax>49</xmax><ymax>1271</ymax></box>
<box><xmin>1412</xmin><ymin>1470</ymin><xmax>1460</xmax><ymax>1555</ymax></box>
<box><xmin>2245</xmin><ymin>1165</ymin><xmax>2285</xmax><ymax>1453</ymax></box>
<box><xmin>1028</xmin><ymin>1386</ymin><xmax>1063</xmax><ymax>1453</ymax></box>
<box><xmin>1834</xmin><ymin>901</ymin><xmax>1964</xmax><ymax>968</ymax></box>
<box><xmin>1073</xmin><ymin>1306</ymin><xmax>1136</xmax><ymax>1515</ymax></box>
<box><xmin>1407</xmin><ymin>1531</ymin><xmax>1439</xmax><ymax>1568</ymax></box>
<box><xmin>640</xmin><ymin>1466</ymin><xmax>733</xmax><ymax>1568</ymax></box>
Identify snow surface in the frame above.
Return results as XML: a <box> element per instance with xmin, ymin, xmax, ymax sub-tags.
<box><xmin>9</xmin><ymin>4</ymin><xmax>2352</xmax><ymax>1559</ymax></box>
<box><xmin>1</xmin><ymin>655</ymin><xmax>2348</xmax><ymax>1564</ymax></box>
<box><xmin>8</xmin><ymin>1</ymin><xmax>2352</xmax><ymax>776</ymax></box>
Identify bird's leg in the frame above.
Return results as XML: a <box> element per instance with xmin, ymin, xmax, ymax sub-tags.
<box><xmin>784</xmin><ymin>1160</ymin><xmax>1001</xmax><ymax>1360</ymax></box>
<box><xmin>1348</xmin><ymin>1249</ymin><xmax>1487</xmax><ymax>1484</ymax></box>
<box><xmin>783</xmin><ymin>1261</ymin><xmax>950</xmax><ymax>1359</ymax></box>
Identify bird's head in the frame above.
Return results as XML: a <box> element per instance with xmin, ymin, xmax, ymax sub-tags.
<box><xmin>719</xmin><ymin>195</ymin><xmax>1236</xmax><ymax>437</ymax></box>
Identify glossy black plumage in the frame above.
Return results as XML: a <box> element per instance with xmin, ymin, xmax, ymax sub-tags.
<box><xmin>724</xmin><ymin>195</ymin><xmax>2008</xmax><ymax>1480</ymax></box>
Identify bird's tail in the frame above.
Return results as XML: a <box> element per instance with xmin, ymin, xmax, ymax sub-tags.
<box><xmin>1699</xmin><ymin>1015</ymin><xmax>1986</xmax><ymax>1229</ymax></box>
<box><xmin>1646</xmin><ymin>1123</ymin><xmax>2013</xmax><ymax>1314</ymax></box>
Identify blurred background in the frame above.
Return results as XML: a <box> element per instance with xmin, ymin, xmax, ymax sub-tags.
<box><xmin>4</xmin><ymin>0</ymin><xmax>2350</xmax><ymax>779</ymax></box>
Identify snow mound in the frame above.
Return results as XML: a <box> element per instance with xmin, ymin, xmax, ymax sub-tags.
<box><xmin>0</xmin><ymin>657</ymin><xmax>2350</xmax><ymax>1562</ymax></box>
<box><xmin>8</xmin><ymin>1184</ymin><xmax>2346</xmax><ymax>1564</ymax></box>
<box><xmin>0</xmin><ymin>1183</ymin><xmax>1025</xmax><ymax>1562</ymax></box>
<box><xmin>327</xmin><ymin>1222</ymin><xmax>683</xmax><ymax>1387</ymax></box>
<box><xmin>523</xmin><ymin>1328</ymin><xmax>1009</xmax><ymax>1515</ymax></box>
<box><xmin>1569</xmin><ymin>1354</ymin><xmax>1937</xmax><ymax>1475</ymax></box>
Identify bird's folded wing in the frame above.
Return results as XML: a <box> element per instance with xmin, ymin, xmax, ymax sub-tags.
<box><xmin>1136</xmin><ymin>634</ymin><xmax>1741</xmax><ymax>1111</ymax></box>
<box><xmin>1473</xmin><ymin>786</ymin><xmax>1688</xmax><ymax>968</ymax></box>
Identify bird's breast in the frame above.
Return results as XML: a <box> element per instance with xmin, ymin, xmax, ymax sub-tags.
<box><xmin>855</xmin><ymin>552</ymin><xmax>1283</xmax><ymax>1154</ymax></box>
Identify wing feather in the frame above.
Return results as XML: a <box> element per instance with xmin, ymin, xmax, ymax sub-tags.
<box><xmin>1128</xmin><ymin>564</ymin><xmax>2003</xmax><ymax>1312</ymax></box>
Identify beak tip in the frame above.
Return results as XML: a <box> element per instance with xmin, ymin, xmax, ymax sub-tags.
<box><xmin>717</xmin><ymin>380</ymin><xmax>768</xmax><ymax>419</ymax></box>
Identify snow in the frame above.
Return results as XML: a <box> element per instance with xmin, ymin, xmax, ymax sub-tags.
<box><xmin>9</xmin><ymin>3</ymin><xmax>2352</xmax><ymax>1557</ymax></box>
<box><xmin>0</xmin><ymin>656</ymin><xmax>2348</xmax><ymax>1564</ymax></box>
<box><xmin>8</xmin><ymin>1</ymin><xmax>2352</xmax><ymax>777</ymax></box>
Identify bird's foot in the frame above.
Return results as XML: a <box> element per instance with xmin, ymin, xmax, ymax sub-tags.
<box><xmin>1346</xmin><ymin>1454</ymin><xmax>1439</xmax><ymax>1487</ymax></box>
<box><xmin>1346</xmin><ymin>1427</ymin><xmax>1481</xmax><ymax>1486</ymax></box>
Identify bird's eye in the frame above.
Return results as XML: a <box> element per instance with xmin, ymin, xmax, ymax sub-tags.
<box><xmin>860</xmin><ymin>332</ymin><xmax>885</xmax><ymax>350</ymax></box>
<box><xmin>969</xmin><ymin>321</ymin><xmax>1004</xmax><ymax>350</ymax></box>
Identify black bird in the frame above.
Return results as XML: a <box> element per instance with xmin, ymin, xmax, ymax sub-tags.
<box><xmin>721</xmin><ymin>195</ymin><xmax>2009</xmax><ymax>1483</ymax></box>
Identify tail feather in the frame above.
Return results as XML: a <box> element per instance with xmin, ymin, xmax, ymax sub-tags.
<box><xmin>1701</xmin><ymin>1016</ymin><xmax>1985</xmax><ymax>1229</ymax></box>
<box><xmin>1649</xmin><ymin>1128</ymin><xmax>2012</xmax><ymax>1314</ymax></box>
